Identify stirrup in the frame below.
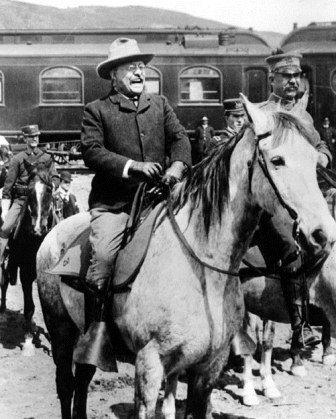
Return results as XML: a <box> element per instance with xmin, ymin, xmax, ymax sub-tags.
<box><xmin>292</xmin><ymin>323</ymin><xmax>321</xmax><ymax>349</ymax></box>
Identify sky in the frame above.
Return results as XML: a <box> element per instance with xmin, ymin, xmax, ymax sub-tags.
<box><xmin>15</xmin><ymin>0</ymin><xmax>336</xmax><ymax>34</ymax></box>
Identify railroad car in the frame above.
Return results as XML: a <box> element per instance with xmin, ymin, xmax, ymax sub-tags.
<box><xmin>281</xmin><ymin>21</ymin><xmax>336</xmax><ymax>126</ymax></box>
<box><xmin>0</xmin><ymin>28</ymin><xmax>272</xmax><ymax>147</ymax></box>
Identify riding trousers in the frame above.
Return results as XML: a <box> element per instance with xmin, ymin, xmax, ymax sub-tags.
<box><xmin>86</xmin><ymin>207</ymin><xmax>129</xmax><ymax>291</ymax></box>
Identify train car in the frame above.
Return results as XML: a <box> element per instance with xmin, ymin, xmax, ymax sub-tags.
<box><xmin>0</xmin><ymin>28</ymin><xmax>272</xmax><ymax>146</ymax></box>
<box><xmin>281</xmin><ymin>22</ymin><xmax>336</xmax><ymax>126</ymax></box>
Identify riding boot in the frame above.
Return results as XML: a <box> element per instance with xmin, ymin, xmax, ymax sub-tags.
<box><xmin>73</xmin><ymin>278</ymin><xmax>118</xmax><ymax>372</ymax></box>
<box><xmin>281</xmin><ymin>274</ymin><xmax>321</xmax><ymax>349</ymax></box>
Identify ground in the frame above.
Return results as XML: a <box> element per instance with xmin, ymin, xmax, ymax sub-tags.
<box><xmin>0</xmin><ymin>174</ymin><xmax>335</xmax><ymax>419</ymax></box>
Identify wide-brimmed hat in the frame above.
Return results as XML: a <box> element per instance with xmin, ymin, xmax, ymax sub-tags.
<box><xmin>265</xmin><ymin>52</ymin><xmax>302</xmax><ymax>74</ymax></box>
<box><xmin>21</xmin><ymin>124</ymin><xmax>40</xmax><ymax>136</ymax></box>
<box><xmin>96</xmin><ymin>38</ymin><xmax>154</xmax><ymax>80</ymax></box>
<box><xmin>223</xmin><ymin>99</ymin><xmax>245</xmax><ymax>115</ymax></box>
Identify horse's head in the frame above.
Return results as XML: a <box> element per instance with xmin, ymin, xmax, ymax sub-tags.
<box><xmin>241</xmin><ymin>94</ymin><xmax>336</xmax><ymax>259</ymax></box>
<box><xmin>24</xmin><ymin>159</ymin><xmax>54</xmax><ymax>236</ymax></box>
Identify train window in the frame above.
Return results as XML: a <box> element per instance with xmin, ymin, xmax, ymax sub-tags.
<box><xmin>0</xmin><ymin>72</ymin><xmax>3</xmax><ymax>105</ymax></box>
<box><xmin>179</xmin><ymin>66</ymin><xmax>221</xmax><ymax>104</ymax></box>
<box><xmin>331</xmin><ymin>69</ymin><xmax>336</xmax><ymax>95</ymax></box>
<box><xmin>40</xmin><ymin>66</ymin><xmax>83</xmax><ymax>105</ymax></box>
<box><xmin>144</xmin><ymin>66</ymin><xmax>161</xmax><ymax>94</ymax></box>
<box><xmin>245</xmin><ymin>68</ymin><xmax>268</xmax><ymax>103</ymax></box>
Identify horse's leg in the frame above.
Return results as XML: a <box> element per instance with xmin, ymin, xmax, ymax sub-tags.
<box><xmin>185</xmin><ymin>368</ymin><xmax>212</xmax><ymax>419</ymax></box>
<box><xmin>20</xmin><ymin>269</ymin><xmax>36</xmax><ymax>357</ymax></box>
<box><xmin>241</xmin><ymin>312</ymin><xmax>259</xmax><ymax>406</ymax></box>
<box><xmin>321</xmin><ymin>317</ymin><xmax>335</xmax><ymax>365</ymax></box>
<box><xmin>162</xmin><ymin>374</ymin><xmax>178</xmax><ymax>419</ymax></box>
<box><xmin>241</xmin><ymin>354</ymin><xmax>259</xmax><ymax>406</ymax></box>
<box><xmin>260</xmin><ymin>320</ymin><xmax>281</xmax><ymax>399</ymax></box>
<box><xmin>0</xmin><ymin>271</ymin><xmax>9</xmax><ymax>312</ymax></box>
<box><xmin>134</xmin><ymin>340</ymin><xmax>164</xmax><ymax>419</ymax></box>
<box><xmin>72</xmin><ymin>363</ymin><xmax>96</xmax><ymax>419</ymax></box>
<box><xmin>290</xmin><ymin>347</ymin><xmax>307</xmax><ymax>377</ymax></box>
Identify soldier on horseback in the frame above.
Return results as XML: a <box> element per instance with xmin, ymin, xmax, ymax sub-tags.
<box><xmin>253</xmin><ymin>52</ymin><xmax>331</xmax><ymax>350</ymax></box>
<box><xmin>0</xmin><ymin>125</ymin><xmax>57</xmax><ymax>281</ymax></box>
<box><xmin>78</xmin><ymin>38</ymin><xmax>191</xmax><ymax>367</ymax></box>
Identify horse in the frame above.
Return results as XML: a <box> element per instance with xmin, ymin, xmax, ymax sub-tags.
<box><xmin>239</xmin><ymin>239</ymin><xmax>336</xmax><ymax>406</ymax></box>
<box><xmin>0</xmin><ymin>159</ymin><xmax>55</xmax><ymax>356</ymax></box>
<box><xmin>36</xmin><ymin>95</ymin><xmax>336</xmax><ymax>419</ymax></box>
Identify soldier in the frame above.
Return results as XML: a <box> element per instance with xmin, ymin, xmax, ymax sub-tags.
<box><xmin>206</xmin><ymin>98</ymin><xmax>246</xmax><ymax>153</ymax></box>
<box><xmin>193</xmin><ymin>116</ymin><xmax>215</xmax><ymax>163</ymax></box>
<box><xmin>319</xmin><ymin>117</ymin><xmax>336</xmax><ymax>171</ymax></box>
<box><xmin>254</xmin><ymin>52</ymin><xmax>331</xmax><ymax>350</ymax></box>
<box><xmin>0</xmin><ymin>125</ymin><xmax>57</xmax><ymax>264</ymax></box>
<box><xmin>53</xmin><ymin>171</ymin><xmax>80</xmax><ymax>222</ymax></box>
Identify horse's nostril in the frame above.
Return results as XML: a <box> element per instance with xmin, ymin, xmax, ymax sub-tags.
<box><xmin>312</xmin><ymin>228</ymin><xmax>328</xmax><ymax>250</ymax></box>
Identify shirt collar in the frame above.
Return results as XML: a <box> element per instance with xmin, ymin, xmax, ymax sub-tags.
<box><xmin>268</xmin><ymin>93</ymin><xmax>296</xmax><ymax>110</ymax></box>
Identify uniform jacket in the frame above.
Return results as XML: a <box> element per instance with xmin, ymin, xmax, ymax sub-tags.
<box><xmin>205</xmin><ymin>126</ymin><xmax>239</xmax><ymax>155</ymax></box>
<box><xmin>2</xmin><ymin>148</ymin><xmax>56</xmax><ymax>201</ymax></box>
<box><xmin>81</xmin><ymin>91</ymin><xmax>192</xmax><ymax>210</ymax></box>
<box><xmin>259</xmin><ymin>93</ymin><xmax>332</xmax><ymax>164</ymax></box>
<box><xmin>194</xmin><ymin>124</ymin><xmax>215</xmax><ymax>153</ymax></box>
<box><xmin>319</xmin><ymin>126</ymin><xmax>336</xmax><ymax>151</ymax></box>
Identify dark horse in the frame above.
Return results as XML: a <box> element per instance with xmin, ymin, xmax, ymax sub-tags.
<box><xmin>0</xmin><ymin>159</ymin><xmax>55</xmax><ymax>356</ymax></box>
<box><xmin>36</xmin><ymin>96</ymin><xmax>336</xmax><ymax>419</ymax></box>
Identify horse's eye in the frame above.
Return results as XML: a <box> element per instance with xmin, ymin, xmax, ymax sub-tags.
<box><xmin>270</xmin><ymin>156</ymin><xmax>285</xmax><ymax>167</ymax></box>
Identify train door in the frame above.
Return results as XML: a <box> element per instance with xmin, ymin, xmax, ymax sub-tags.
<box><xmin>299</xmin><ymin>66</ymin><xmax>314</xmax><ymax>117</ymax></box>
<box><xmin>244</xmin><ymin>68</ymin><xmax>268</xmax><ymax>103</ymax></box>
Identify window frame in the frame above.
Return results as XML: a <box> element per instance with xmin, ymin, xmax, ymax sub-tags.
<box><xmin>39</xmin><ymin>65</ymin><xmax>84</xmax><ymax>106</ymax></box>
<box><xmin>0</xmin><ymin>71</ymin><xmax>5</xmax><ymax>106</ymax></box>
<box><xmin>330</xmin><ymin>68</ymin><xmax>336</xmax><ymax>95</ymax></box>
<box><xmin>144</xmin><ymin>65</ymin><xmax>162</xmax><ymax>95</ymax></box>
<box><xmin>178</xmin><ymin>65</ymin><xmax>222</xmax><ymax>106</ymax></box>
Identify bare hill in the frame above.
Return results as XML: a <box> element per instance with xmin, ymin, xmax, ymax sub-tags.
<box><xmin>0</xmin><ymin>0</ymin><xmax>283</xmax><ymax>47</ymax></box>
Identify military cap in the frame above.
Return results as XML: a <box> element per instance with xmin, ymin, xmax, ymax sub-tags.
<box><xmin>265</xmin><ymin>52</ymin><xmax>302</xmax><ymax>74</ymax></box>
<box><xmin>21</xmin><ymin>125</ymin><xmax>40</xmax><ymax>136</ymax></box>
<box><xmin>60</xmin><ymin>171</ymin><xmax>72</xmax><ymax>183</ymax></box>
<box><xmin>223</xmin><ymin>98</ymin><xmax>245</xmax><ymax>114</ymax></box>
<box><xmin>96</xmin><ymin>38</ymin><xmax>154</xmax><ymax>80</ymax></box>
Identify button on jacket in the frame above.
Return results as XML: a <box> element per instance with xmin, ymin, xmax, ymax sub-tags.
<box><xmin>81</xmin><ymin>92</ymin><xmax>192</xmax><ymax>210</ymax></box>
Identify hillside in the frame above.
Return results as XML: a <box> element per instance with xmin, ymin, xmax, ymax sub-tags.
<box><xmin>0</xmin><ymin>0</ymin><xmax>283</xmax><ymax>48</ymax></box>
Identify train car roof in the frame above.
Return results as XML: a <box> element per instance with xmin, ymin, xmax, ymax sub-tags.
<box><xmin>0</xmin><ymin>41</ymin><xmax>271</xmax><ymax>57</ymax></box>
<box><xmin>281</xmin><ymin>22</ymin><xmax>336</xmax><ymax>53</ymax></box>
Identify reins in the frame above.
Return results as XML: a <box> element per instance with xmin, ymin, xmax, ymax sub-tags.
<box><xmin>167</xmin><ymin>129</ymin><xmax>305</xmax><ymax>278</ymax></box>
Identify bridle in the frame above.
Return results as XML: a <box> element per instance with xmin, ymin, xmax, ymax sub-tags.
<box><xmin>167</xmin><ymin>130</ymin><xmax>302</xmax><ymax>277</ymax></box>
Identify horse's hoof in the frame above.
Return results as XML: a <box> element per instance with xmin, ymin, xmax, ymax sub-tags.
<box><xmin>322</xmin><ymin>354</ymin><xmax>336</xmax><ymax>366</ymax></box>
<box><xmin>242</xmin><ymin>394</ymin><xmax>260</xmax><ymax>406</ymax></box>
<box><xmin>22</xmin><ymin>338</ymin><xmax>36</xmax><ymax>357</ymax></box>
<box><xmin>263</xmin><ymin>386</ymin><xmax>282</xmax><ymax>399</ymax></box>
<box><xmin>291</xmin><ymin>365</ymin><xmax>307</xmax><ymax>377</ymax></box>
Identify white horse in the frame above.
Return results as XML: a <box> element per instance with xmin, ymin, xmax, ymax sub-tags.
<box><xmin>240</xmin><ymin>241</ymin><xmax>336</xmax><ymax>406</ymax></box>
<box><xmin>36</xmin><ymin>96</ymin><xmax>336</xmax><ymax>419</ymax></box>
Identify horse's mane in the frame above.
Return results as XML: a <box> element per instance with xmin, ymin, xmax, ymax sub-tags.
<box><xmin>174</xmin><ymin>110</ymin><xmax>318</xmax><ymax>235</ymax></box>
<box><xmin>175</xmin><ymin>128</ymin><xmax>244</xmax><ymax>234</ymax></box>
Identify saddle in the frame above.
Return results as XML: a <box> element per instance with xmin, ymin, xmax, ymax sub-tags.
<box><xmin>51</xmin><ymin>184</ymin><xmax>166</xmax><ymax>292</ymax></box>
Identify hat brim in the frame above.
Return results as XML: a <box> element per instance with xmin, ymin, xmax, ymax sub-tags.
<box><xmin>23</xmin><ymin>132</ymin><xmax>40</xmax><ymax>136</ymax></box>
<box><xmin>96</xmin><ymin>53</ymin><xmax>154</xmax><ymax>80</ymax></box>
<box><xmin>273</xmin><ymin>66</ymin><xmax>302</xmax><ymax>74</ymax></box>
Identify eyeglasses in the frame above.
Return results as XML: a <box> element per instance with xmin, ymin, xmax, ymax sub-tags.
<box><xmin>276</xmin><ymin>72</ymin><xmax>301</xmax><ymax>79</ymax></box>
<box><xmin>124</xmin><ymin>63</ymin><xmax>146</xmax><ymax>73</ymax></box>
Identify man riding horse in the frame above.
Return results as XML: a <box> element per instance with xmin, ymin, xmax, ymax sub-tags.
<box><xmin>78</xmin><ymin>38</ymin><xmax>192</xmax><ymax>366</ymax></box>
<box><xmin>0</xmin><ymin>124</ymin><xmax>58</xmax><ymax>281</ymax></box>
<box><xmin>251</xmin><ymin>51</ymin><xmax>332</xmax><ymax>350</ymax></box>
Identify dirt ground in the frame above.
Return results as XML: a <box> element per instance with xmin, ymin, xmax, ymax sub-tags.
<box><xmin>0</xmin><ymin>174</ymin><xmax>336</xmax><ymax>419</ymax></box>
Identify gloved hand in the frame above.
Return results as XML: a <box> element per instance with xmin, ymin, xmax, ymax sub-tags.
<box><xmin>162</xmin><ymin>161</ymin><xmax>188</xmax><ymax>187</ymax></box>
<box><xmin>129</xmin><ymin>161</ymin><xmax>163</xmax><ymax>181</ymax></box>
<box><xmin>1</xmin><ymin>198</ymin><xmax>10</xmax><ymax>223</ymax></box>
<box><xmin>317</xmin><ymin>152</ymin><xmax>329</xmax><ymax>168</ymax></box>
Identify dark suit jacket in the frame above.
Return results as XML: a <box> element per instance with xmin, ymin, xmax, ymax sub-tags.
<box><xmin>81</xmin><ymin>92</ymin><xmax>191</xmax><ymax>210</ymax></box>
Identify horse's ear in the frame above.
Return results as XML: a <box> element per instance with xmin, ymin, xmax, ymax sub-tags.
<box><xmin>23</xmin><ymin>159</ymin><xmax>37</xmax><ymax>175</ymax></box>
<box><xmin>292</xmin><ymin>91</ymin><xmax>308</xmax><ymax>116</ymax></box>
<box><xmin>239</xmin><ymin>93</ymin><xmax>274</xmax><ymax>136</ymax></box>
